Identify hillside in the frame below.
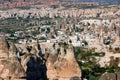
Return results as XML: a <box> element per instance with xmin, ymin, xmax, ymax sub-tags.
<box><xmin>0</xmin><ymin>0</ymin><xmax>57</xmax><ymax>8</ymax></box>
<box><xmin>63</xmin><ymin>0</ymin><xmax>120</xmax><ymax>2</ymax></box>
<box><xmin>0</xmin><ymin>0</ymin><xmax>119</xmax><ymax>4</ymax></box>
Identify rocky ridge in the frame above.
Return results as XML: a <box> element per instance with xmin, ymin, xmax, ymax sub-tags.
<box><xmin>0</xmin><ymin>37</ymin><xmax>82</xmax><ymax>80</ymax></box>
<box><xmin>0</xmin><ymin>0</ymin><xmax>57</xmax><ymax>8</ymax></box>
<box><xmin>46</xmin><ymin>45</ymin><xmax>81</xmax><ymax>80</ymax></box>
<box><xmin>0</xmin><ymin>36</ymin><xmax>26</xmax><ymax>80</ymax></box>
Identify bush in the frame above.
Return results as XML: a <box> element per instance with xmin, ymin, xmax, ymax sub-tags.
<box><xmin>109</xmin><ymin>45</ymin><xmax>112</xmax><ymax>50</ymax></box>
<box><xmin>39</xmin><ymin>37</ymin><xmax>46</xmax><ymax>40</ymax></box>
<box><xmin>82</xmin><ymin>40</ymin><xmax>88</xmax><ymax>46</ymax></box>
<box><xmin>46</xmin><ymin>28</ymin><xmax>50</xmax><ymax>33</ymax></box>
<box><xmin>57</xmin><ymin>48</ymin><xmax>60</xmax><ymax>54</ymax></box>
<box><xmin>115</xmin><ymin>47</ymin><xmax>119</xmax><ymax>51</ymax></box>
<box><xmin>93</xmin><ymin>52</ymin><xmax>105</xmax><ymax>57</ymax></box>
<box><xmin>58</xmin><ymin>42</ymin><xmax>68</xmax><ymax>47</ymax></box>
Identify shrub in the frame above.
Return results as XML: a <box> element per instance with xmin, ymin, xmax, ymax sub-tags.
<box><xmin>39</xmin><ymin>37</ymin><xmax>46</xmax><ymax>40</ymax></box>
<box><xmin>82</xmin><ymin>40</ymin><xmax>88</xmax><ymax>46</ymax></box>
<box><xmin>115</xmin><ymin>47</ymin><xmax>119</xmax><ymax>51</ymax></box>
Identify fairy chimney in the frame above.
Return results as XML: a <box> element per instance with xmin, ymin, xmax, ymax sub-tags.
<box><xmin>9</xmin><ymin>43</ymin><xmax>18</xmax><ymax>58</ymax></box>
<box><xmin>0</xmin><ymin>37</ymin><xmax>9</xmax><ymax>59</ymax></box>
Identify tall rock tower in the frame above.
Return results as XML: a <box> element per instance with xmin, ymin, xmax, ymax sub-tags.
<box><xmin>47</xmin><ymin>45</ymin><xmax>82</xmax><ymax>80</ymax></box>
<box><xmin>0</xmin><ymin>36</ymin><xmax>9</xmax><ymax>59</ymax></box>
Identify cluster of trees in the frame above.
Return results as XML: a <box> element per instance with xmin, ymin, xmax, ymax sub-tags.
<box><xmin>0</xmin><ymin>16</ymin><xmax>55</xmax><ymax>34</ymax></box>
<box><xmin>74</xmin><ymin>48</ymin><xmax>120</xmax><ymax>80</ymax></box>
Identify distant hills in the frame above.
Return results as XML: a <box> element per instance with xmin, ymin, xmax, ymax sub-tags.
<box><xmin>62</xmin><ymin>0</ymin><xmax>120</xmax><ymax>2</ymax></box>
<box><xmin>0</xmin><ymin>0</ymin><xmax>119</xmax><ymax>8</ymax></box>
<box><xmin>0</xmin><ymin>0</ymin><xmax>120</xmax><ymax>3</ymax></box>
<box><xmin>0</xmin><ymin>0</ymin><xmax>56</xmax><ymax>8</ymax></box>
<box><xmin>0</xmin><ymin>0</ymin><xmax>30</xmax><ymax>3</ymax></box>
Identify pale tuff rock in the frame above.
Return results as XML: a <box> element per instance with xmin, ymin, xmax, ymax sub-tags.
<box><xmin>30</xmin><ymin>46</ymin><xmax>38</xmax><ymax>55</ymax></box>
<box><xmin>44</xmin><ymin>50</ymin><xmax>49</xmax><ymax>60</ymax></box>
<box><xmin>0</xmin><ymin>37</ymin><xmax>81</xmax><ymax>80</ymax></box>
<box><xmin>0</xmin><ymin>37</ymin><xmax>9</xmax><ymax>59</ymax></box>
<box><xmin>0</xmin><ymin>7</ymin><xmax>120</xmax><ymax>19</ymax></box>
<box><xmin>47</xmin><ymin>45</ymin><xmax>81</xmax><ymax>80</ymax></box>
<box><xmin>0</xmin><ymin>58</ymin><xmax>26</xmax><ymax>80</ymax></box>
<box><xmin>0</xmin><ymin>37</ymin><xmax>26</xmax><ymax>80</ymax></box>
<box><xmin>18</xmin><ymin>42</ymin><xmax>48</xmax><ymax>80</ymax></box>
<box><xmin>0</xmin><ymin>60</ymin><xmax>26</xmax><ymax>80</ymax></box>
<box><xmin>9</xmin><ymin>43</ymin><xmax>18</xmax><ymax>58</ymax></box>
<box><xmin>64</xmin><ymin>45</ymin><xmax>75</xmax><ymax>61</ymax></box>
<box><xmin>60</xmin><ymin>46</ymin><xmax>65</xmax><ymax>58</ymax></box>
<box><xmin>99</xmin><ymin>72</ymin><xmax>120</xmax><ymax>80</ymax></box>
<box><xmin>21</xmin><ymin>54</ymin><xmax>47</xmax><ymax>80</ymax></box>
<box><xmin>19</xmin><ymin>44</ymin><xmax>29</xmax><ymax>54</ymax></box>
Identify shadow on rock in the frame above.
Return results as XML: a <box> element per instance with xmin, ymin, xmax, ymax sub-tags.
<box><xmin>26</xmin><ymin>56</ymin><xmax>47</xmax><ymax>80</ymax></box>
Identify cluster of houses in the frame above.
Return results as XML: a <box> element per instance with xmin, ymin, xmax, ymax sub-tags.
<box><xmin>1</xmin><ymin>17</ymin><xmax>119</xmax><ymax>50</ymax></box>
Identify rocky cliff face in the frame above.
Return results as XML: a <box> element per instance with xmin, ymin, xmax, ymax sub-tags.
<box><xmin>0</xmin><ymin>36</ymin><xmax>9</xmax><ymax>59</ymax></box>
<box><xmin>0</xmin><ymin>36</ymin><xmax>26</xmax><ymax>80</ymax></box>
<box><xmin>0</xmin><ymin>37</ymin><xmax>82</xmax><ymax>80</ymax></box>
<box><xmin>18</xmin><ymin>41</ymin><xmax>82</xmax><ymax>80</ymax></box>
<box><xmin>99</xmin><ymin>72</ymin><xmax>120</xmax><ymax>80</ymax></box>
<box><xmin>46</xmin><ymin>45</ymin><xmax>81</xmax><ymax>80</ymax></box>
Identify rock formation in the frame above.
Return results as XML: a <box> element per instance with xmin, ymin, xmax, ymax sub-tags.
<box><xmin>99</xmin><ymin>72</ymin><xmax>120</xmax><ymax>80</ymax></box>
<box><xmin>0</xmin><ymin>36</ymin><xmax>9</xmax><ymax>59</ymax></box>
<box><xmin>0</xmin><ymin>0</ymin><xmax>57</xmax><ymax>8</ymax></box>
<box><xmin>9</xmin><ymin>42</ymin><xmax>18</xmax><ymax>58</ymax></box>
<box><xmin>0</xmin><ymin>58</ymin><xmax>26</xmax><ymax>80</ymax></box>
<box><xmin>0</xmin><ymin>36</ymin><xmax>26</xmax><ymax>80</ymax></box>
<box><xmin>0</xmin><ymin>37</ymin><xmax>81</xmax><ymax>80</ymax></box>
<box><xmin>46</xmin><ymin>45</ymin><xmax>81</xmax><ymax>80</ymax></box>
<box><xmin>21</xmin><ymin>54</ymin><xmax>47</xmax><ymax>80</ymax></box>
<box><xmin>20</xmin><ymin>42</ymin><xmax>48</xmax><ymax>80</ymax></box>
